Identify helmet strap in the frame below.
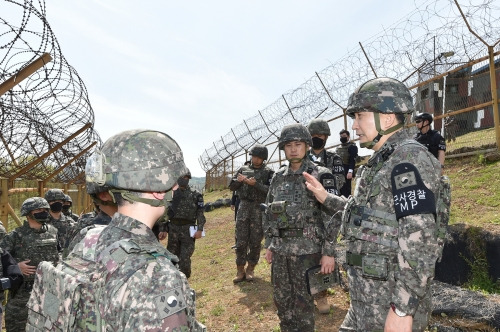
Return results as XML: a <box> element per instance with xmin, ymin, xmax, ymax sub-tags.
<box><xmin>287</xmin><ymin>157</ymin><xmax>304</xmax><ymax>163</ymax></box>
<box><xmin>111</xmin><ymin>189</ymin><xmax>171</xmax><ymax>208</ymax></box>
<box><xmin>361</xmin><ymin>112</ymin><xmax>403</xmax><ymax>149</ymax></box>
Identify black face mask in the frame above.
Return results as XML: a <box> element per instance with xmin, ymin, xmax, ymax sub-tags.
<box><xmin>50</xmin><ymin>201</ymin><xmax>63</xmax><ymax>213</ymax></box>
<box><xmin>62</xmin><ymin>205</ymin><xmax>71</xmax><ymax>214</ymax></box>
<box><xmin>340</xmin><ymin>137</ymin><xmax>349</xmax><ymax>144</ymax></box>
<box><xmin>177</xmin><ymin>178</ymin><xmax>189</xmax><ymax>188</ymax></box>
<box><xmin>32</xmin><ymin>211</ymin><xmax>49</xmax><ymax>223</ymax></box>
<box><xmin>311</xmin><ymin>137</ymin><xmax>325</xmax><ymax>150</ymax></box>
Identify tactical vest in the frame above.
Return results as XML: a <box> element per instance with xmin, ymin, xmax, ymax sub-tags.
<box><xmin>336</xmin><ymin>142</ymin><xmax>354</xmax><ymax>165</ymax></box>
<box><xmin>341</xmin><ymin>140</ymin><xmax>450</xmax><ymax>252</ymax></box>
<box><xmin>269</xmin><ymin>169</ymin><xmax>322</xmax><ymax>231</ymax></box>
<box><xmin>26</xmin><ymin>226</ymin><xmax>206</xmax><ymax>331</ymax></box>
<box><xmin>236</xmin><ymin>165</ymin><xmax>273</xmax><ymax>202</ymax></box>
<box><xmin>308</xmin><ymin>150</ymin><xmax>344</xmax><ymax>193</ymax></box>
<box><xmin>9</xmin><ymin>224</ymin><xmax>59</xmax><ymax>282</ymax></box>
<box><xmin>171</xmin><ymin>188</ymin><xmax>198</xmax><ymax>222</ymax></box>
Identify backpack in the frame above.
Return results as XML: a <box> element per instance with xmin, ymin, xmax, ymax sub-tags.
<box><xmin>25</xmin><ymin>226</ymin><xmax>196</xmax><ymax>331</ymax></box>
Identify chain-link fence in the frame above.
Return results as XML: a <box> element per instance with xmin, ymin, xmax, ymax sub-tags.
<box><xmin>200</xmin><ymin>0</ymin><xmax>500</xmax><ymax>191</ymax></box>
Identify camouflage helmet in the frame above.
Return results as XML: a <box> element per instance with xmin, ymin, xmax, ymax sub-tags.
<box><xmin>278</xmin><ymin>123</ymin><xmax>313</xmax><ymax>149</ymax></box>
<box><xmin>415</xmin><ymin>112</ymin><xmax>433</xmax><ymax>125</ymax></box>
<box><xmin>44</xmin><ymin>188</ymin><xmax>66</xmax><ymax>202</ymax></box>
<box><xmin>346</xmin><ymin>77</ymin><xmax>414</xmax><ymax>117</ymax></box>
<box><xmin>64</xmin><ymin>194</ymin><xmax>72</xmax><ymax>203</ymax></box>
<box><xmin>101</xmin><ymin>129</ymin><xmax>188</xmax><ymax>192</ymax></box>
<box><xmin>179</xmin><ymin>168</ymin><xmax>192</xmax><ymax>180</ymax></box>
<box><xmin>249</xmin><ymin>144</ymin><xmax>268</xmax><ymax>160</ymax></box>
<box><xmin>307</xmin><ymin>118</ymin><xmax>331</xmax><ymax>136</ymax></box>
<box><xmin>21</xmin><ymin>197</ymin><xmax>50</xmax><ymax>216</ymax></box>
<box><xmin>85</xmin><ymin>181</ymin><xmax>110</xmax><ymax>195</ymax></box>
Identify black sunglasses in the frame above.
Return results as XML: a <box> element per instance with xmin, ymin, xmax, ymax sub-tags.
<box><xmin>415</xmin><ymin>120</ymin><xmax>423</xmax><ymax>123</ymax></box>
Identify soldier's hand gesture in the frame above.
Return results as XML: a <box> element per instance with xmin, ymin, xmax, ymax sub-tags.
<box><xmin>18</xmin><ymin>259</ymin><xmax>36</xmax><ymax>276</ymax></box>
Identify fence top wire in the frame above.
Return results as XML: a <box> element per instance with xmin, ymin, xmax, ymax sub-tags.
<box><xmin>199</xmin><ymin>0</ymin><xmax>500</xmax><ymax>172</ymax></box>
<box><xmin>1</xmin><ymin>0</ymin><xmax>101</xmax><ymax>184</ymax></box>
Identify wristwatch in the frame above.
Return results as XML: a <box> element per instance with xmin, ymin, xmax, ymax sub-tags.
<box><xmin>390</xmin><ymin>302</ymin><xmax>407</xmax><ymax>317</ymax></box>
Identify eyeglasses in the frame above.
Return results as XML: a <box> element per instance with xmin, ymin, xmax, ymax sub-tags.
<box><xmin>415</xmin><ymin>120</ymin><xmax>423</xmax><ymax>123</ymax></box>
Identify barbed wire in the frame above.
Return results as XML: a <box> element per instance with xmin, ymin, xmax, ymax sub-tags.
<box><xmin>0</xmin><ymin>0</ymin><xmax>100</xmax><ymax>184</ymax></box>
<box><xmin>199</xmin><ymin>0</ymin><xmax>500</xmax><ymax>172</ymax></box>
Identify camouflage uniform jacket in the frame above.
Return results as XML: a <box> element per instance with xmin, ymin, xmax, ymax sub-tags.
<box><xmin>308</xmin><ymin>149</ymin><xmax>345</xmax><ymax>194</ymax></box>
<box><xmin>169</xmin><ymin>186</ymin><xmax>206</xmax><ymax>230</ymax></box>
<box><xmin>49</xmin><ymin>213</ymin><xmax>76</xmax><ymax>249</ymax></box>
<box><xmin>65</xmin><ymin>211</ymin><xmax>113</xmax><ymax>258</ymax></box>
<box><xmin>0</xmin><ymin>222</ymin><xmax>60</xmax><ymax>284</ymax></box>
<box><xmin>322</xmin><ymin>129</ymin><xmax>442</xmax><ymax>316</ymax></box>
<box><xmin>229</xmin><ymin>163</ymin><xmax>274</xmax><ymax>203</ymax></box>
<box><xmin>263</xmin><ymin>158</ymin><xmax>338</xmax><ymax>257</ymax></box>
<box><xmin>85</xmin><ymin>213</ymin><xmax>203</xmax><ymax>330</ymax></box>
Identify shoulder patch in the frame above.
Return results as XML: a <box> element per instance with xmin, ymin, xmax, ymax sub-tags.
<box><xmin>155</xmin><ymin>288</ymin><xmax>187</xmax><ymax>319</ymax></box>
<box><xmin>391</xmin><ymin>163</ymin><xmax>436</xmax><ymax>219</ymax></box>
<box><xmin>319</xmin><ymin>173</ymin><xmax>338</xmax><ymax>196</ymax></box>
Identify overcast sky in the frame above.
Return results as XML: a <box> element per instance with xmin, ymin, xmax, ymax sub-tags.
<box><xmin>41</xmin><ymin>1</ymin><xmax>419</xmax><ymax>176</ymax></box>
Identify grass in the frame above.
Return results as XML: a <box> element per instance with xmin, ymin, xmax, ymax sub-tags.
<box><xmin>189</xmin><ymin>151</ymin><xmax>500</xmax><ymax>331</ymax></box>
<box><xmin>187</xmin><ymin>190</ymin><xmax>349</xmax><ymax>331</ymax></box>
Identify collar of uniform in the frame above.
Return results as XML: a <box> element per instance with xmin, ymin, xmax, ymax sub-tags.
<box><xmin>284</xmin><ymin>158</ymin><xmax>315</xmax><ymax>175</ymax></box>
<box><xmin>109</xmin><ymin>212</ymin><xmax>158</xmax><ymax>240</ymax></box>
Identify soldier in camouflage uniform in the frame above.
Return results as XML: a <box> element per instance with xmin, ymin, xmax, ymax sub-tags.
<box><xmin>32</xmin><ymin>129</ymin><xmax>204</xmax><ymax>330</ymax></box>
<box><xmin>303</xmin><ymin>77</ymin><xmax>446</xmax><ymax>331</ymax></box>
<box><xmin>162</xmin><ymin>169</ymin><xmax>206</xmax><ymax>278</ymax></box>
<box><xmin>307</xmin><ymin>118</ymin><xmax>345</xmax><ymax>193</ymax></box>
<box><xmin>65</xmin><ymin>175</ymin><xmax>118</xmax><ymax>256</ymax></box>
<box><xmin>307</xmin><ymin>118</ymin><xmax>345</xmax><ymax>314</ymax></box>
<box><xmin>0</xmin><ymin>197</ymin><xmax>59</xmax><ymax>332</ymax></box>
<box><xmin>62</xmin><ymin>194</ymin><xmax>80</xmax><ymax>222</ymax></box>
<box><xmin>263</xmin><ymin>124</ymin><xmax>338</xmax><ymax>332</ymax></box>
<box><xmin>336</xmin><ymin>129</ymin><xmax>358</xmax><ymax>197</ymax></box>
<box><xmin>45</xmin><ymin>189</ymin><xmax>76</xmax><ymax>250</ymax></box>
<box><xmin>229</xmin><ymin>144</ymin><xmax>274</xmax><ymax>283</ymax></box>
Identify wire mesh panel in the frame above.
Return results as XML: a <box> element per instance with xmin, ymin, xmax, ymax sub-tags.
<box><xmin>200</xmin><ymin>0</ymin><xmax>500</xmax><ymax>190</ymax></box>
<box><xmin>0</xmin><ymin>0</ymin><xmax>101</xmax><ymax>184</ymax></box>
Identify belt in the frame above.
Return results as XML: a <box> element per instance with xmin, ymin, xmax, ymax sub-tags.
<box><xmin>170</xmin><ymin>219</ymin><xmax>194</xmax><ymax>226</ymax></box>
<box><xmin>279</xmin><ymin>228</ymin><xmax>303</xmax><ymax>238</ymax></box>
<box><xmin>346</xmin><ymin>252</ymin><xmax>363</xmax><ymax>267</ymax></box>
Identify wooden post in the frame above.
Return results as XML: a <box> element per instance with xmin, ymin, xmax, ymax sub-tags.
<box><xmin>0</xmin><ymin>178</ymin><xmax>9</xmax><ymax>229</ymax></box>
<box><xmin>488</xmin><ymin>46</ymin><xmax>500</xmax><ymax>150</ymax></box>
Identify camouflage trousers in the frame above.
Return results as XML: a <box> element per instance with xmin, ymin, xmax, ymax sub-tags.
<box><xmin>235</xmin><ymin>201</ymin><xmax>263</xmax><ymax>266</ymax></box>
<box><xmin>5</xmin><ymin>284</ymin><xmax>32</xmax><ymax>332</ymax></box>
<box><xmin>271</xmin><ymin>251</ymin><xmax>322</xmax><ymax>332</ymax></box>
<box><xmin>167</xmin><ymin>223</ymin><xmax>196</xmax><ymax>278</ymax></box>
<box><xmin>339</xmin><ymin>265</ymin><xmax>431</xmax><ymax>331</ymax></box>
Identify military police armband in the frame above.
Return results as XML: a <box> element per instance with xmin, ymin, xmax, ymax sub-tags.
<box><xmin>319</xmin><ymin>173</ymin><xmax>338</xmax><ymax>196</ymax></box>
<box><xmin>391</xmin><ymin>163</ymin><xmax>436</xmax><ymax>220</ymax></box>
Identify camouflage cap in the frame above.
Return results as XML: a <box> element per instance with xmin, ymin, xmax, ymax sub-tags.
<box><xmin>64</xmin><ymin>194</ymin><xmax>72</xmax><ymax>203</ymax></box>
<box><xmin>278</xmin><ymin>123</ymin><xmax>313</xmax><ymax>149</ymax></box>
<box><xmin>346</xmin><ymin>77</ymin><xmax>414</xmax><ymax>117</ymax></box>
<box><xmin>21</xmin><ymin>197</ymin><xmax>50</xmax><ymax>216</ymax></box>
<box><xmin>44</xmin><ymin>188</ymin><xmax>66</xmax><ymax>202</ymax></box>
<box><xmin>101</xmin><ymin>129</ymin><xmax>188</xmax><ymax>192</ymax></box>
<box><xmin>307</xmin><ymin>118</ymin><xmax>331</xmax><ymax>136</ymax></box>
<box><xmin>249</xmin><ymin>144</ymin><xmax>268</xmax><ymax>160</ymax></box>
